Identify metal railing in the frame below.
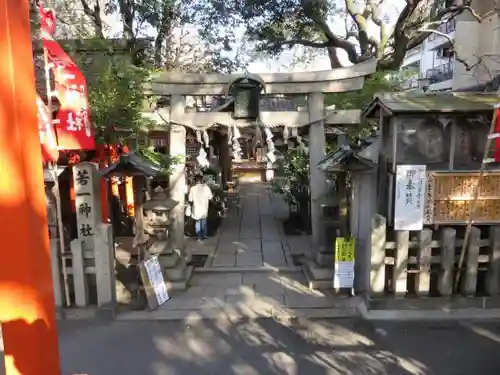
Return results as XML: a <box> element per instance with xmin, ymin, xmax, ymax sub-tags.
<box><xmin>426</xmin><ymin>62</ymin><xmax>453</xmax><ymax>84</ymax></box>
<box><xmin>428</xmin><ymin>18</ymin><xmax>456</xmax><ymax>41</ymax></box>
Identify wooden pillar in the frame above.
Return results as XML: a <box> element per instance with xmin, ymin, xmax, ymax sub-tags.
<box><xmin>0</xmin><ymin>0</ymin><xmax>61</xmax><ymax>373</ymax></box>
<box><xmin>307</xmin><ymin>92</ymin><xmax>327</xmax><ymax>251</ymax></box>
<box><xmin>133</xmin><ymin>176</ymin><xmax>146</xmax><ymax>239</ymax></box>
<box><xmin>169</xmin><ymin>95</ymin><xmax>186</xmax><ymax>247</ymax></box>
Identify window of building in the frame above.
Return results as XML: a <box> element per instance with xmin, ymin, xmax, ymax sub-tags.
<box><xmin>437</xmin><ymin>47</ymin><xmax>454</xmax><ymax>59</ymax></box>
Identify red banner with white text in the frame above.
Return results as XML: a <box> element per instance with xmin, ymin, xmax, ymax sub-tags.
<box><xmin>42</xmin><ymin>32</ymin><xmax>95</xmax><ymax>150</ymax></box>
<box><xmin>39</xmin><ymin>2</ymin><xmax>56</xmax><ymax>36</ymax></box>
<box><xmin>37</xmin><ymin>95</ymin><xmax>59</xmax><ymax>162</ymax></box>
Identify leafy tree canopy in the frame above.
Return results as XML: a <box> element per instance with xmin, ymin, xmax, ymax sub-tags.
<box><xmin>75</xmin><ymin>50</ymin><xmax>152</xmax><ymax>144</ymax></box>
<box><xmin>189</xmin><ymin>0</ymin><xmax>497</xmax><ymax>70</ymax></box>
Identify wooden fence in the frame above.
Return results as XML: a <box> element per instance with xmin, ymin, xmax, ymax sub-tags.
<box><xmin>370</xmin><ymin>214</ymin><xmax>500</xmax><ymax>297</ymax></box>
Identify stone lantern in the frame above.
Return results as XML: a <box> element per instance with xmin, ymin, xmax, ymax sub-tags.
<box><xmin>143</xmin><ymin>186</ymin><xmax>192</xmax><ymax>289</ymax></box>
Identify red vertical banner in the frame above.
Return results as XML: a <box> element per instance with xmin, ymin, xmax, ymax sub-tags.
<box><xmin>494</xmin><ymin>106</ymin><xmax>500</xmax><ymax>162</ymax></box>
<box><xmin>39</xmin><ymin>1</ymin><xmax>56</xmax><ymax>36</ymax></box>
<box><xmin>39</xmin><ymin>0</ymin><xmax>95</xmax><ymax>152</ymax></box>
<box><xmin>42</xmin><ymin>33</ymin><xmax>95</xmax><ymax>150</ymax></box>
<box><xmin>37</xmin><ymin>95</ymin><xmax>59</xmax><ymax>162</ymax></box>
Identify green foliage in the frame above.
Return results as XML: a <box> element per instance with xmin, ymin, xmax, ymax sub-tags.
<box><xmin>325</xmin><ymin>72</ymin><xmax>398</xmax><ymax>110</ymax></box>
<box><xmin>76</xmin><ymin>52</ymin><xmax>153</xmax><ymax>144</ymax></box>
<box><xmin>138</xmin><ymin>145</ymin><xmax>182</xmax><ymax>176</ymax></box>
<box><xmin>272</xmin><ymin>147</ymin><xmax>310</xmax><ymax>204</ymax></box>
<box><xmin>325</xmin><ymin>71</ymin><xmax>401</xmax><ymax>142</ymax></box>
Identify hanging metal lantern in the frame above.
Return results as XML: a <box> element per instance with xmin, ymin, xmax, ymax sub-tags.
<box><xmin>231</xmin><ymin>77</ymin><xmax>262</xmax><ymax>120</ymax></box>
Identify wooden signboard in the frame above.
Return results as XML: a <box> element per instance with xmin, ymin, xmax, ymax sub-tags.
<box><xmin>186</xmin><ymin>141</ymin><xmax>200</xmax><ymax>158</ymax></box>
<box><xmin>139</xmin><ymin>255</ymin><xmax>170</xmax><ymax>310</ymax></box>
<box><xmin>424</xmin><ymin>172</ymin><xmax>500</xmax><ymax>224</ymax></box>
<box><xmin>394</xmin><ymin>165</ymin><xmax>426</xmax><ymax>230</ymax></box>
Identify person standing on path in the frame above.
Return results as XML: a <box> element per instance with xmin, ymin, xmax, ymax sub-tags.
<box><xmin>188</xmin><ymin>174</ymin><xmax>213</xmax><ymax>242</ymax></box>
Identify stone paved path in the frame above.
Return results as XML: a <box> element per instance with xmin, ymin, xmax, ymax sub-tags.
<box><xmin>116</xmin><ymin>183</ymin><xmax>358</xmax><ymax>321</ymax></box>
<box><xmin>209</xmin><ymin>183</ymin><xmax>295</xmax><ymax>268</ymax></box>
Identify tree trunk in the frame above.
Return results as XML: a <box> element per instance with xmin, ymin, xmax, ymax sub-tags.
<box><xmin>327</xmin><ymin>47</ymin><xmax>343</xmax><ymax>69</ymax></box>
<box><xmin>118</xmin><ymin>0</ymin><xmax>137</xmax><ymax>63</ymax></box>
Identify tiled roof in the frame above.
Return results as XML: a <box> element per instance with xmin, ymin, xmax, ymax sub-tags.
<box><xmin>364</xmin><ymin>91</ymin><xmax>500</xmax><ymax>118</ymax></box>
<box><xmin>100</xmin><ymin>151</ymin><xmax>162</xmax><ymax>177</ymax></box>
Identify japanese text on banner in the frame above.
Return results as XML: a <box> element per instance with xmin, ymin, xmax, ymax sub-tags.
<box><xmin>394</xmin><ymin>165</ymin><xmax>427</xmax><ymax>231</ymax></box>
<box><xmin>41</xmin><ymin>29</ymin><xmax>95</xmax><ymax>150</ymax></box>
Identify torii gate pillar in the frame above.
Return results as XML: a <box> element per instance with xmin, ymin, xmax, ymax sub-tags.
<box><xmin>0</xmin><ymin>0</ymin><xmax>61</xmax><ymax>374</ymax></box>
<box><xmin>308</xmin><ymin>92</ymin><xmax>327</xmax><ymax>255</ymax></box>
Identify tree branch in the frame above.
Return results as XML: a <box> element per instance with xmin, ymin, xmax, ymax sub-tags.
<box><xmin>419</xmin><ymin>28</ymin><xmax>484</xmax><ymax>71</ymax></box>
<box><xmin>270</xmin><ymin>39</ymin><xmax>330</xmax><ymax>49</ymax></box>
<box><xmin>302</xmin><ymin>0</ymin><xmax>360</xmax><ymax>64</ymax></box>
<box><xmin>79</xmin><ymin>0</ymin><xmax>104</xmax><ymax>38</ymax></box>
<box><xmin>345</xmin><ymin>0</ymin><xmax>371</xmax><ymax>56</ymax></box>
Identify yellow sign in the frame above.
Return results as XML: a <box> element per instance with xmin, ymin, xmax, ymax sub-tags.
<box><xmin>335</xmin><ymin>237</ymin><xmax>355</xmax><ymax>262</ymax></box>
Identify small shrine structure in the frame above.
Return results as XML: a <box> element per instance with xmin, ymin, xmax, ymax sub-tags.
<box><xmin>142</xmin><ymin>60</ymin><xmax>378</xmax><ymax>285</ymax></box>
<box><xmin>360</xmin><ymin>91</ymin><xmax>500</xmax><ymax>303</ymax></box>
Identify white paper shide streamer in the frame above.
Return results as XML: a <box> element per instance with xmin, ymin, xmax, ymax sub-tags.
<box><xmin>263</xmin><ymin>126</ymin><xmax>276</xmax><ymax>163</ymax></box>
<box><xmin>232</xmin><ymin>125</ymin><xmax>242</xmax><ymax>161</ymax></box>
<box><xmin>195</xmin><ymin>130</ymin><xmax>209</xmax><ymax>167</ymax></box>
<box><xmin>283</xmin><ymin>126</ymin><xmax>289</xmax><ymax>143</ymax></box>
<box><xmin>202</xmin><ymin>130</ymin><xmax>209</xmax><ymax>147</ymax></box>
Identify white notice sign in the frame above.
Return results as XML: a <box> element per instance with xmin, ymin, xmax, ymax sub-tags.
<box><xmin>333</xmin><ymin>237</ymin><xmax>355</xmax><ymax>289</ymax></box>
<box><xmin>143</xmin><ymin>256</ymin><xmax>170</xmax><ymax>307</ymax></box>
<box><xmin>394</xmin><ymin>165</ymin><xmax>427</xmax><ymax>230</ymax></box>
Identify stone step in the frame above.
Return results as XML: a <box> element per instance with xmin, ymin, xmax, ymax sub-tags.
<box><xmin>115</xmin><ymin>305</ymin><xmax>362</xmax><ymax>322</ymax></box>
<box><xmin>114</xmin><ymin>270</ymin><xmax>365</xmax><ymax>321</ymax></box>
<box><xmin>196</xmin><ymin>266</ymin><xmax>301</xmax><ymax>273</ymax></box>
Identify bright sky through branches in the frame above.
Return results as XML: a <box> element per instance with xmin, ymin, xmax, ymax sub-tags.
<box><xmin>99</xmin><ymin>0</ymin><xmax>406</xmax><ymax>73</ymax></box>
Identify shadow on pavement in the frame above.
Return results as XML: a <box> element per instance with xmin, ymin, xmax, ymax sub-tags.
<box><xmin>48</xmin><ymin>317</ymin><xmax>500</xmax><ymax>375</ymax></box>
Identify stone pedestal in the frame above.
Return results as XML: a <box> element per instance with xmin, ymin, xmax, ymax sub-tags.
<box><xmin>143</xmin><ymin>187</ymin><xmax>192</xmax><ymax>291</ymax></box>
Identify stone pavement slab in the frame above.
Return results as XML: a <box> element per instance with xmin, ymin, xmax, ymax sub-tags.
<box><xmin>116</xmin><ymin>271</ymin><xmax>361</xmax><ymax>321</ymax></box>
<box><xmin>209</xmin><ymin>183</ymin><xmax>296</xmax><ymax>269</ymax></box>
<box><xmin>11</xmin><ymin>318</ymin><xmax>500</xmax><ymax>375</ymax></box>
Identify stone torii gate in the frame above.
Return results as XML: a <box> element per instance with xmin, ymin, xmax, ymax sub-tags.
<box><xmin>143</xmin><ymin>59</ymin><xmax>377</xmax><ymax>285</ymax></box>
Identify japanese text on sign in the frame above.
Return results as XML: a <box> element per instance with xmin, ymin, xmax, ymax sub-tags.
<box><xmin>73</xmin><ymin>163</ymin><xmax>97</xmax><ymax>246</ymax></box>
<box><xmin>394</xmin><ymin>165</ymin><xmax>427</xmax><ymax>230</ymax></box>
<box><xmin>333</xmin><ymin>237</ymin><xmax>355</xmax><ymax>289</ymax></box>
<box><xmin>335</xmin><ymin>237</ymin><xmax>355</xmax><ymax>262</ymax></box>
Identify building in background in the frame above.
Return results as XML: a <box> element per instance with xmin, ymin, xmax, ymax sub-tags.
<box><xmin>400</xmin><ymin>17</ymin><xmax>455</xmax><ymax>92</ymax></box>
<box><xmin>400</xmin><ymin>0</ymin><xmax>500</xmax><ymax>92</ymax></box>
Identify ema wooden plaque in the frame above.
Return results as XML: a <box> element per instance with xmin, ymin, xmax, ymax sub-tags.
<box><xmin>423</xmin><ymin>172</ymin><xmax>500</xmax><ymax>224</ymax></box>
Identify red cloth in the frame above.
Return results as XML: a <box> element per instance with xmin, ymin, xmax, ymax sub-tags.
<box><xmin>494</xmin><ymin>107</ymin><xmax>500</xmax><ymax>162</ymax></box>
<box><xmin>42</xmin><ymin>32</ymin><xmax>95</xmax><ymax>150</ymax></box>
